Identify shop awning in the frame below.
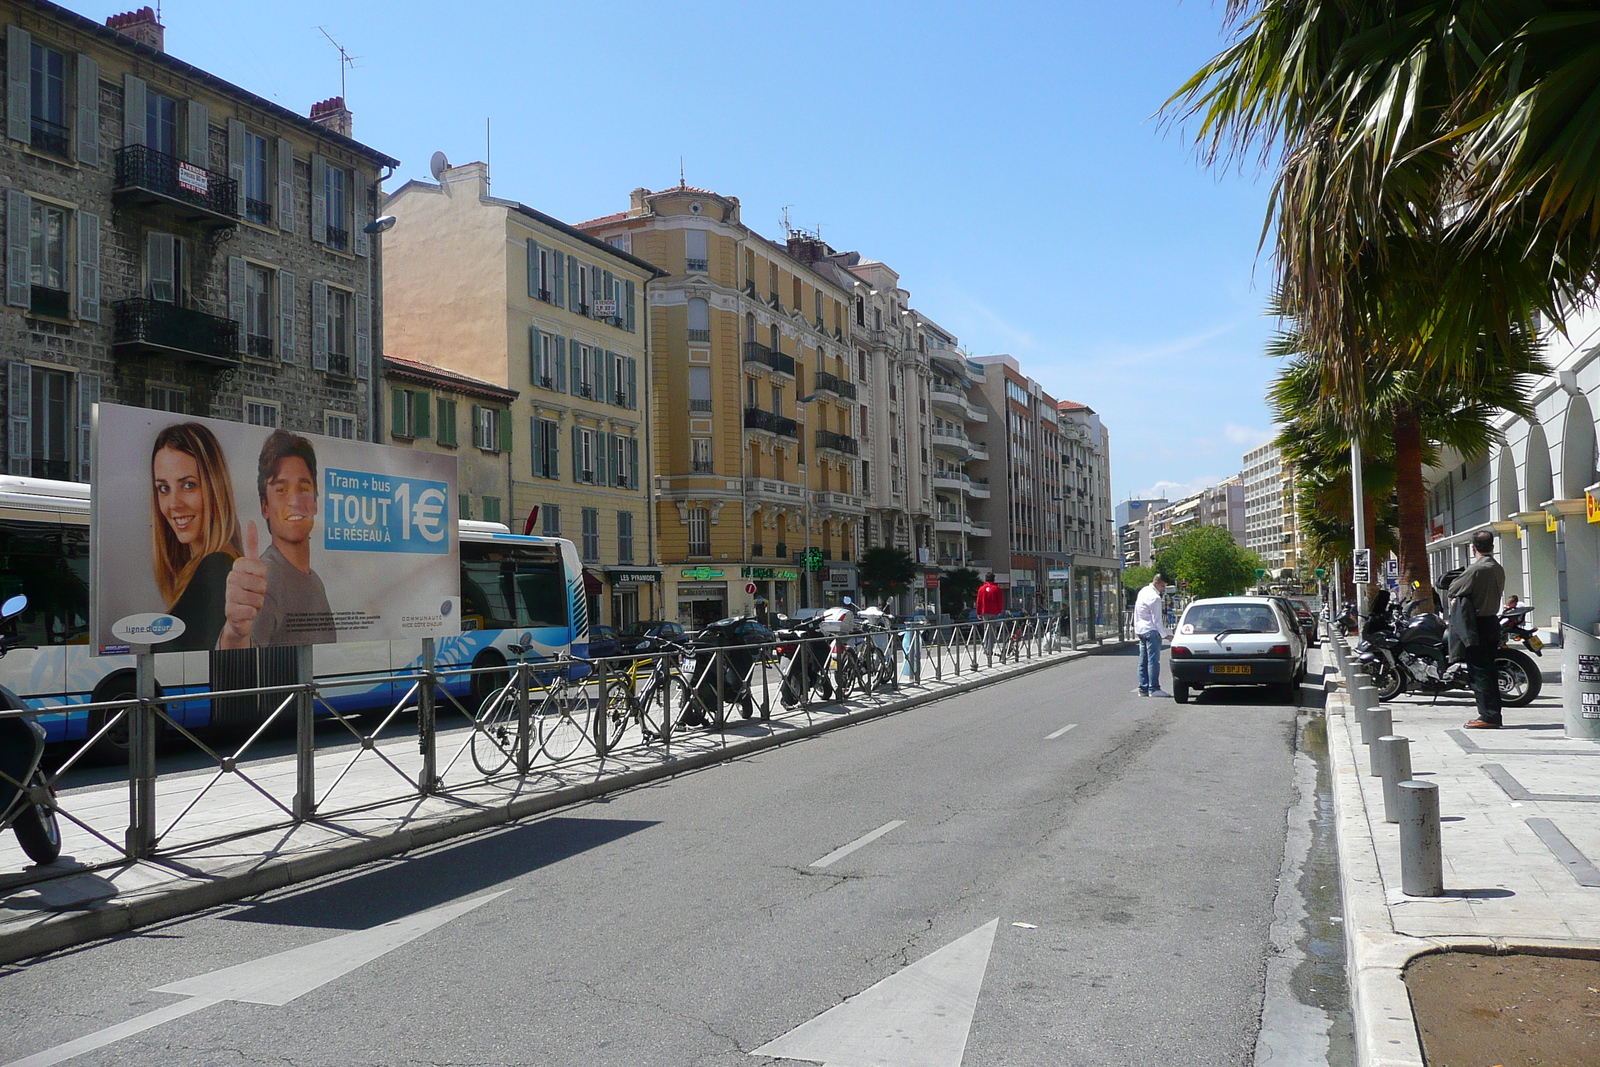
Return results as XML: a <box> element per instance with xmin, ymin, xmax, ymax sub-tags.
<box><xmin>581</xmin><ymin>569</ymin><xmax>604</xmax><ymax>595</ymax></box>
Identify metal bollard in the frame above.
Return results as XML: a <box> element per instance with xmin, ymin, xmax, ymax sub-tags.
<box><xmin>1377</xmin><ymin>736</ymin><xmax>1411</xmax><ymax>824</ymax></box>
<box><xmin>1397</xmin><ymin>781</ymin><xmax>1444</xmax><ymax>896</ymax></box>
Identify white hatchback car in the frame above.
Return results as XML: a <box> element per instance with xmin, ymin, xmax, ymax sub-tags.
<box><xmin>1168</xmin><ymin>596</ymin><xmax>1307</xmax><ymax>705</ymax></box>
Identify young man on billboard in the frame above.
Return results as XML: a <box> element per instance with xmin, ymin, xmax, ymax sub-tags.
<box><xmin>222</xmin><ymin>431</ymin><xmax>337</xmax><ymax>647</ymax></box>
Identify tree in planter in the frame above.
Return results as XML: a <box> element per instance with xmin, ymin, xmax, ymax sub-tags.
<box><xmin>940</xmin><ymin>568</ymin><xmax>981</xmax><ymax>616</ymax></box>
<box><xmin>858</xmin><ymin>546</ymin><xmax>918</xmax><ymax>607</ymax></box>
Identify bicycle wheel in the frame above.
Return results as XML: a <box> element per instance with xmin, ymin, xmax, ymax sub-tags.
<box><xmin>538</xmin><ymin>681</ymin><xmax>593</xmax><ymax>762</ymax></box>
<box><xmin>833</xmin><ymin>649</ymin><xmax>858</xmax><ymax>700</ymax></box>
<box><xmin>470</xmin><ymin>685</ymin><xmax>517</xmax><ymax>776</ymax></box>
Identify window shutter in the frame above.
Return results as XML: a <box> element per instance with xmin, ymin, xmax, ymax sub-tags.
<box><xmin>310</xmin><ymin>279</ymin><xmax>328</xmax><ymax>369</ymax></box>
<box><xmin>353</xmin><ymin>173</ymin><xmax>370</xmax><ymax>257</ymax></box>
<box><xmin>413</xmin><ymin>390</ymin><xmax>431</xmax><ymax>439</ymax></box>
<box><xmin>604</xmin><ymin>351</ymin><xmax>617</xmax><ymax>405</ymax></box>
<box><xmin>146</xmin><ymin>232</ymin><xmax>175</xmax><ymax>300</ymax></box>
<box><xmin>6</xmin><ymin>361</ymin><xmax>29</xmax><ymax>475</ymax></box>
<box><xmin>76</xmin><ymin>54</ymin><xmax>99</xmax><ymax>166</ymax></box>
<box><xmin>528</xmin><ymin>325</ymin><xmax>539</xmax><ymax>383</ymax></box>
<box><xmin>626</xmin><ymin>357</ymin><xmax>637</xmax><ymax>410</ymax></box>
<box><xmin>602</xmin><ymin>270</ymin><xmax>614</xmax><ymax>316</ymax></box>
<box><xmin>276</xmin><ymin>137</ymin><xmax>294</xmax><ymax>233</ymax></box>
<box><xmin>624</xmin><ymin>280</ymin><xmax>635</xmax><ymax>332</ymax></box>
<box><xmin>6</xmin><ymin>188</ymin><xmax>30</xmax><ymax>307</ymax></box>
<box><xmin>7</xmin><ymin>27</ymin><xmax>30</xmax><ymax>144</ymax></box>
<box><xmin>310</xmin><ymin>154</ymin><xmax>326</xmax><ymax>244</ymax></box>
<box><xmin>553</xmin><ymin>334</ymin><xmax>566</xmax><ymax>392</ymax></box>
<box><xmin>571</xmin><ymin>424</ymin><xmax>581</xmax><ymax>482</ymax></box>
<box><xmin>76</xmin><ymin>210</ymin><xmax>100</xmax><ymax>322</ymax></box>
<box><xmin>608</xmin><ymin>435</ymin><xmax>620</xmax><ymax>487</ymax></box>
<box><xmin>596</xmin><ymin>430</ymin><xmax>608</xmax><ymax>487</ymax></box>
<box><xmin>185</xmin><ymin>100</ymin><xmax>209</xmax><ymax>168</ymax></box>
<box><xmin>122</xmin><ymin>73</ymin><xmax>145</xmax><ymax>147</ymax></box>
<box><xmin>469</xmin><ymin>403</ymin><xmax>482</xmax><ymax>448</ymax></box>
<box><xmin>629</xmin><ymin>437</ymin><xmax>639</xmax><ymax>490</ymax></box>
<box><xmin>551</xmin><ymin>247</ymin><xmax>564</xmax><ymax>308</ymax></box>
<box><xmin>354</xmin><ymin>291</ymin><xmax>371</xmax><ymax>379</ymax></box>
<box><xmin>548</xmin><ymin>420</ymin><xmax>559</xmax><ymax>478</ymax></box>
<box><xmin>76</xmin><ymin>372</ymin><xmax>98</xmax><ymax>482</ymax></box>
<box><xmin>569</xmin><ymin>338</ymin><xmax>581</xmax><ymax>397</ymax></box>
<box><xmin>227</xmin><ymin>118</ymin><xmax>246</xmax><ymax>215</ymax></box>
<box><xmin>278</xmin><ymin>269</ymin><xmax>297</xmax><ymax>363</ymax></box>
<box><xmin>226</xmin><ymin>255</ymin><xmax>246</xmax><ymax>350</ymax></box>
<box><xmin>526</xmin><ymin>239</ymin><xmax>538</xmax><ymax>298</ymax></box>
<box><xmin>567</xmin><ymin>255</ymin><xmax>579</xmax><ymax>310</ymax></box>
<box><xmin>499</xmin><ymin>408</ymin><xmax>513</xmax><ymax>454</ymax></box>
<box><xmin>391</xmin><ymin>388</ymin><xmax>407</xmax><ymax>436</ymax></box>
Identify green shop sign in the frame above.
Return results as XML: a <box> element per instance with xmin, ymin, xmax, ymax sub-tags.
<box><xmin>680</xmin><ymin>567</ymin><xmax>725</xmax><ymax>580</ymax></box>
<box><xmin>741</xmin><ymin>566</ymin><xmax>798</xmax><ymax>580</ymax></box>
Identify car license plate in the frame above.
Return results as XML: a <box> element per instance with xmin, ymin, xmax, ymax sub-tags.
<box><xmin>1212</xmin><ymin>664</ymin><xmax>1251</xmax><ymax>675</ymax></box>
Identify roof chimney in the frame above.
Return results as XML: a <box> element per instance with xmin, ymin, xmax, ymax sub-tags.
<box><xmin>309</xmin><ymin>96</ymin><xmax>352</xmax><ymax>138</ymax></box>
<box><xmin>106</xmin><ymin>7</ymin><xmax>164</xmax><ymax>52</ymax></box>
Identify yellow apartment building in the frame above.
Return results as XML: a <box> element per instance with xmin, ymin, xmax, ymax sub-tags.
<box><xmin>580</xmin><ymin>185</ymin><xmax>863</xmax><ymax>626</ymax></box>
<box><xmin>381</xmin><ymin>162</ymin><xmax>663</xmax><ymax>627</ymax></box>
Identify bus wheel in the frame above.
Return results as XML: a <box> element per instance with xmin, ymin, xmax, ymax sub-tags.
<box><xmin>87</xmin><ymin>677</ymin><xmax>137</xmax><ymax>765</ymax></box>
<box><xmin>470</xmin><ymin>653</ymin><xmax>508</xmax><ymax>718</ymax></box>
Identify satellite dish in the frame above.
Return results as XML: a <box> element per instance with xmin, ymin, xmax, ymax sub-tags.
<box><xmin>429</xmin><ymin>151</ymin><xmax>451</xmax><ymax>181</ymax></box>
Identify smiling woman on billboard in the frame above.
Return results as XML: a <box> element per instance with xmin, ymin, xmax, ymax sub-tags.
<box><xmin>149</xmin><ymin>422</ymin><xmax>244</xmax><ymax>651</ymax></box>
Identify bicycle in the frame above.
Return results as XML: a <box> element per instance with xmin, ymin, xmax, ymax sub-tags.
<box><xmin>470</xmin><ymin>644</ymin><xmax>595</xmax><ymax>775</ymax></box>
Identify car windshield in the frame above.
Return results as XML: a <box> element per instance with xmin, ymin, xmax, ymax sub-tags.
<box><xmin>1183</xmin><ymin>604</ymin><xmax>1282</xmax><ymax>635</ymax></box>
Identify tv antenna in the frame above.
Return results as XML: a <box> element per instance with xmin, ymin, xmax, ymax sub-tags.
<box><xmin>317</xmin><ymin>27</ymin><xmax>359</xmax><ymax>101</ymax></box>
<box><xmin>781</xmin><ymin>205</ymin><xmax>793</xmax><ymax>234</ymax></box>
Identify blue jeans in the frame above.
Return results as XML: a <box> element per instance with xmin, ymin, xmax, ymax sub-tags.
<box><xmin>1137</xmin><ymin>630</ymin><xmax>1162</xmax><ymax>692</ymax></box>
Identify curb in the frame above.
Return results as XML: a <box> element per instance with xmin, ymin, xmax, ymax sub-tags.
<box><xmin>0</xmin><ymin>640</ymin><xmax>1130</xmax><ymax>966</ymax></box>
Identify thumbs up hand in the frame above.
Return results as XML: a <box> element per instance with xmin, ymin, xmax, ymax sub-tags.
<box><xmin>220</xmin><ymin>521</ymin><xmax>267</xmax><ymax>649</ymax></box>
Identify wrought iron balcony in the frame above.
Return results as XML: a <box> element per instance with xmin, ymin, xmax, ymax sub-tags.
<box><xmin>686</xmin><ymin>257</ymin><xmax>708</xmax><ymax>272</ymax></box>
<box><xmin>743</xmin><ymin>342</ymin><xmax>795</xmax><ymax>377</ymax></box>
<box><xmin>326</xmin><ymin>225</ymin><xmax>350</xmax><ymax>252</ymax></box>
<box><xmin>689</xmin><ymin>399</ymin><xmax>713</xmax><ymax>412</ymax></box>
<box><xmin>29</xmin><ymin>285</ymin><xmax>69</xmax><ymax>320</ymax></box>
<box><xmin>687</xmin><ymin>328</ymin><xmax>711</xmax><ymax>343</ymax></box>
<box><xmin>245</xmin><ymin>198</ymin><xmax>272</xmax><ymax>226</ymax></box>
<box><xmin>813</xmin><ymin>370</ymin><xmax>857</xmax><ymax>401</ymax></box>
<box><xmin>815</xmin><ymin>429</ymin><xmax>859</xmax><ymax>456</ymax></box>
<box><xmin>114</xmin><ymin>145</ymin><xmax>239</xmax><ymax>227</ymax></box>
<box><xmin>31</xmin><ymin>117</ymin><xmax>69</xmax><ymax>156</ymax></box>
<box><xmin>744</xmin><ymin>407</ymin><xmax>798</xmax><ymax>438</ymax></box>
<box><xmin>113</xmin><ymin>299</ymin><xmax>240</xmax><ymax>366</ymax></box>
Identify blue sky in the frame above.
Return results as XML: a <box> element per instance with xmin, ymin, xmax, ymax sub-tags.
<box><xmin>103</xmin><ymin>0</ymin><xmax>1283</xmax><ymax>503</ymax></box>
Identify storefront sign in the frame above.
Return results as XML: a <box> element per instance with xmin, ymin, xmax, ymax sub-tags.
<box><xmin>1588</xmin><ymin>492</ymin><xmax>1600</xmax><ymax>524</ymax></box>
<box><xmin>740</xmin><ymin>566</ymin><xmax>797</xmax><ymax>580</ymax></box>
<box><xmin>924</xmin><ymin>572</ymin><xmax>940</xmax><ymax>589</ymax></box>
<box><xmin>1547</xmin><ymin>511</ymin><xmax>1559</xmax><ymax>533</ymax></box>
<box><xmin>1047</xmin><ymin>569</ymin><xmax>1070</xmax><ymax>581</ymax></box>
<box><xmin>92</xmin><ymin>403</ymin><xmax>458</xmax><ymax>654</ymax></box>
<box><xmin>680</xmin><ymin>567</ymin><xmax>725</xmax><ymax>580</ymax></box>
<box><xmin>608</xmin><ymin>570</ymin><xmax>660</xmax><ymax>584</ymax></box>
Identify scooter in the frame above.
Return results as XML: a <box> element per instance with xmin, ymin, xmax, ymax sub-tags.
<box><xmin>1500</xmin><ymin>605</ymin><xmax>1544</xmax><ymax>656</ymax></box>
<box><xmin>0</xmin><ymin>595</ymin><xmax>62</xmax><ymax>865</ymax></box>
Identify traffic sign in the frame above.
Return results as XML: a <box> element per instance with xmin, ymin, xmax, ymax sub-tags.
<box><xmin>1255</xmin><ymin>568</ymin><xmax>1267</xmax><ymax>579</ymax></box>
<box><xmin>745</xmin><ymin>582</ymin><xmax>757</xmax><ymax>594</ymax></box>
<box><xmin>1352</xmin><ymin>548</ymin><xmax>1372</xmax><ymax>585</ymax></box>
<box><xmin>1314</xmin><ymin>568</ymin><xmax>1326</xmax><ymax>580</ymax></box>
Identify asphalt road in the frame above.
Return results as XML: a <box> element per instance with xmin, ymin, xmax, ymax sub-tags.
<box><xmin>2</xmin><ymin>648</ymin><xmax>1324</xmax><ymax>1067</ymax></box>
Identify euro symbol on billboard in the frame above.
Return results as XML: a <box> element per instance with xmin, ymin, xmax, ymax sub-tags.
<box><xmin>411</xmin><ymin>486</ymin><xmax>447</xmax><ymax>542</ymax></box>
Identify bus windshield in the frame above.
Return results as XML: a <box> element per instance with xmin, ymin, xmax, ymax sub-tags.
<box><xmin>459</xmin><ymin>541</ymin><xmax>567</xmax><ymax>631</ymax></box>
<box><xmin>0</xmin><ymin>517</ymin><xmax>90</xmax><ymax>647</ymax></box>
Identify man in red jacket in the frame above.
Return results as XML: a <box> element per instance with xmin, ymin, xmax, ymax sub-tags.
<box><xmin>975</xmin><ymin>572</ymin><xmax>1004</xmax><ymax>655</ymax></box>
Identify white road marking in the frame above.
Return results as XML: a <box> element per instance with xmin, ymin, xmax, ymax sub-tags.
<box><xmin>1045</xmin><ymin>723</ymin><xmax>1078</xmax><ymax>740</ymax></box>
<box><xmin>811</xmin><ymin>820</ymin><xmax>906</xmax><ymax>869</ymax></box>
<box><xmin>752</xmin><ymin>918</ymin><xmax>1000</xmax><ymax>1067</ymax></box>
<box><xmin>3</xmin><ymin>890</ymin><xmax>509</xmax><ymax>1067</ymax></box>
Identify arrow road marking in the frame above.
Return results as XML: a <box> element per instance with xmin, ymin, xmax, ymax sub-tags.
<box><xmin>811</xmin><ymin>820</ymin><xmax>906</xmax><ymax>869</ymax></box>
<box><xmin>4</xmin><ymin>890</ymin><xmax>508</xmax><ymax>1067</ymax></box>
<box><xmin>1045</xmin><ymin>723</ymin><xmax>1078</xmax><ymax>740</ymax></box>
<box><xmin>752</xmin><ymin>918</ymin><xmax>1000</xmax><ymax>1067</ymax></box>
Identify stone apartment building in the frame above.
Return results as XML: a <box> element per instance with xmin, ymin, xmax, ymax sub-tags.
<box><xmin>382</xmin><ymin>161</ymin><xmax>660</xmax><ymax>628</ymax></box>
<box><xmin>2</xmin><ymin>3</ymin><xmax>397</xmax><ymax>482</ymax></box>
<box><xmin>579</xmin><ymin>185</ymin><xmax>863</xmax><ymax>626</ymax></box>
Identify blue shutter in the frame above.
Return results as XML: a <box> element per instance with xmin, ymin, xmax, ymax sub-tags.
<box><xmin>7</xmin><ymin>188</ymin><xmax>31</xmax><ymax>307</ymax></box>
<box><xmin>548</xmin><ymin>420</ymin><xmax>559</xmax><ymax>478</ymax></box>
<box><xmin>551</xmin><ymin>248</ymin><xmax>564</xmax><ymax>308</ymax></box>
<box><xmin>529</xmin><ymin>325</ymin><xmax>539</xmax><ymax>384</ymax></box>
<box><xmin>76</xmin><ymin>54</ymin><xmax>100</xmax><ymax>167</ymax></box>
<box><xmin>629</xmin><ymin>437</ymin><xmax>639</xmax><ymax>490</ymax></box>
<box><xmin>7</xmin><ymin>361</ymin><xmax>30</xmax><ymax>475</ymax></box>
<box><xmin>278</xmin><ymin>270</ymin><xmax>297</xmax><ymax>363</ymax></box>
<box><xmin>76</xmin><ymin>372</ymin><xmax>99</xmax><ymax>482</ymax></box>
<box><xmin>567</xmin><ymin>255</ymin><xmax>579</xmax><ymax>310</ymax></box>
<box><xmin>604</xmin><ymin>351</ymin><xmax>617</xmax><ymax>406</ymax></box>
<box><xmin>625</xmin><ymin>280</ymin><xmax>636</xmax><ymax>332</ymax></box>
<box><xmin>596</xmin><ymin>430</ymin><xmax>608</xmax><ymax>488</ymax></box>
<box><xmin>572</xmin><ymin>424</ymin><xmax>582</xmax><ymax>482</ymax></box>
<box><xmin>626</xmin><ymin>356</ymin><xmax>637</xmax><ymax>410</ymax></box>
<box><xmin>570</xmin><ymin>338</ymin><xmax>582</xmax><ymax>398</ymax></box>
<box><xmin>526</xmin><ymin>239</ymin><xmax>538</xmax><ymax>298</ymax></box>
<box><xmin>227</xmin><ymin>255</ymin><xmax>247</xmax><ymax>353</ymax></box>
<box><xmin>7</xmin><ymin>28</ymin><xmax>31</xmax><ymax>144</ymax></box>
<box><xmin>355</xmin><ymin>292</ymin><xmax>372</xmax><ymax>379</ymax></box>
<box><xmin>554</xmin><ymin>334</ymin><xmax>567</xmax><ymax>392</ymax></box>
<box><xmin>310</xmin><ymin>280</ymin><xmax>329</xmax><ymax>370</ymax></box>
<box><xmin>76</xmin><ymin>211</ymin><xmax>101</xmax><ymax>322</ymax></box>
<box><xmin>122</xmin><ymin>73</ymin><xmax>146</xmax><ymax>147</ymax></box>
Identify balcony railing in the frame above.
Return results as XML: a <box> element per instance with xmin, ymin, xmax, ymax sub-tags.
<box><xmin>687</xmin><ymin>328</ymin><xmax>711</xmax><ymax>343</ymax></box>
<box><xmin>689</xmin><ymin>399</ymin><xmax>713</xmax><ymax>412</ymax></box>
<box><xmin>686</xmin><ymin>257</ymin><xmax>708</xmax><ymax>272</ymax></box>
<box><xmin>114</xmin><ymin>145</ymin><xmax>239</xmax><ymax>225</ymax></box>
<box><xmin>326</xmin><ymin>226</ymin><xmax>350</xmax><ymax>252</ymax></box>
<box><xmin>245</xmin><ymin>198</ymin><xmax>272</xmax><ymax>226</ymax></box>
<box><xmin>29</xmin><ymin>285</ymin><xmax>69</xmax><ymax>319</ymax></box>
<box><xmin>744</xmin><ymin>408</ymin><xmax>798</xmax><ymax>438</ymax></box>
<box><xmin>815</xmin><ymin>429</ymin><xmax>859</xmax><ymax>456</ymax></box>
<box><xmin>813</xmin><ymin>370</ymin><xmax>858</xmax><ymax>401</ymax></box>
<box><xmin>743</xmin><ymin>341</ymin><xmax>795</xmax><ymax>377</ymax></box>
<box><xmin>692</xmin><ymin>460</ymin><xmax>716</xmax><ymax>473</ymax></box>
<box><xmin>246</xmin><ymin>334</ymin><xmax>273</xmax><ymax>360</ymax></box>
<box><xmin>31</xmin><ymin>117</ymin><xmax>69</xmax><ymax>156</ymax></box>
<box><xmin>113</xmin><ymin>298</ymin><xmax>240</xmax><ymax>365</ymax></box>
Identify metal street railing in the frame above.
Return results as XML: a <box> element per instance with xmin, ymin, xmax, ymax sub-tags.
<box><xmin>1</xmin><ymin>614</ymin><xmax>1110</xmax><ymax>883</ymax></box>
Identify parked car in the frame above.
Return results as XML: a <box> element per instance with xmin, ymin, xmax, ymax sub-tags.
<box><xmin>1168</xmin><ymin>596</ymin><xmax>1307</xmax><ymax>705</ymax></box>
<box><xmin>1285</xmin><ymin>597</ymin><xmax>1320</xmax><ymax>644</ymax></box>
<box><xmin>585</xmin><ymin>624</ymin><xmax>622</xmax><ymax>659</ymax></box>
<box><xmin>617</xmin><ymin>620</ymin><xmax>688</xmax><ymax>656</ymax></box>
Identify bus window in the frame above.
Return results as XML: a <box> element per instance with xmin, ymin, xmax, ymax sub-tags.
<box><xmin>515</xmin><ymin>567</ymin><xmax>566</xmax><ymax>629</ymax></box>
<box><xmin>459</xmin><ymin>542</ymin><xmax>568</xmax><ymax>631</ymax></box>
<box><xmin>0</xmin><ymin>519</ymin><xmax>89</xmax><ymax>646</ymax></box>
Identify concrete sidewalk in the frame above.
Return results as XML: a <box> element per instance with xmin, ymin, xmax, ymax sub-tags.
<box><xmin>1328</xmin><ymin>655</ymin><xmax>1600</xmax><ymax>1066</ymax></box>
<box><xmin>0</xmin><ymin>638</ymin><xmax>1128</xmax><ymax>966</ymax></box>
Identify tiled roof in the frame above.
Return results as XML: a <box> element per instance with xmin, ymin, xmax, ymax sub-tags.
<box><xmin>382</xmin><ymin>356</ymin><xmax>518</xmax><ymax>402</ymax></box>
<box><xmin>575</xmin><ymin>211</ymin><xmax>628</xmax><ymax>228</ymax></box>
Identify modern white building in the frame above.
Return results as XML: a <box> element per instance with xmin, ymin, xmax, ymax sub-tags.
<box><xmin>1243</xmin><ymin>442</ymin><xmax>1290</xmax><ymax>572</ymax></box>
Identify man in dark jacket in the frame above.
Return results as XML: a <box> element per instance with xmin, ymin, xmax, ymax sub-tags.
<box><xmin>1447</xmin><ymin>530</ymin><xmax>1507</xmax><ymax>728</ymax></box>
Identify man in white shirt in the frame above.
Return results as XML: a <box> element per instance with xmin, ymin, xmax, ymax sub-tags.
<box><xmin>1134</xmin><ymin>572</ymin><xmax>1171</xmax><ymax>697</ymax></box>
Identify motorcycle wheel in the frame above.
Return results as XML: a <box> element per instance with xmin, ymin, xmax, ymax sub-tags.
<box><xmin>1370</xmin><ymin>658</ymin><xmax>1405</xmax><ymax>702</ymax></box>
<box><xmin>1495</xmin><ymin>651</ymin><xmax>1542</xmax><ymax>707</ymax></box>
<box><xmin>13</xmin><ymin>780</ymin><xmax>61</xmax><ymax>864</ymax></box>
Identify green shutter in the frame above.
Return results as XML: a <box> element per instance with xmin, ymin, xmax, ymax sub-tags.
<box><xmin>459</xmin><ymin>492</ymin><xmax>471</xmax><ymax>520</ymax></box>
<box><xmin>499</xmin><ymin>408</ymin><xmax>513</xmax><ymax>453</ymax></box>
<box><xmin>554</xmin><ymin>335</ymin><xmax>567</xmax><ymax>392</ymax></box>
<box><xmin>572</xmin><ymin>424</ymin><xmax>582</xmax><ymax>481</ymax></box>
<box><xmin>413</xmin><ymin>390</ymin><xmax>431</xmax><ymax>439</ymax></box>
<box><xmin>626</xmin><ymin>357</ymin><xmax>637</xmax><ymax>410</ymax></box>
<box><xmin>551</xmin><ymin>248</ymin><xmax>564</xmax><ymax>308</ymax></box>
<box><xmin>625</xmin><ymin>280</ymin><xmax>636</xmax><ymax>332</ymax></box>
<box><xmin>391</xmin><ymin>388</ymin><xmax>408</xmax><ymax>436</ymax></box>
<box><xmin>435</xmin><ymin>398</ymin><xmax>456</xmax><ymax>446</ymax></box>
<box><xmin>470</xmin><ymin>403</ymin><xmax>482</xmax><ymax>447</ymax></box>
<box><xmin>629</xmin><ymin>438</ymin><xmax>639</xmax><ymax>489</ymax></box>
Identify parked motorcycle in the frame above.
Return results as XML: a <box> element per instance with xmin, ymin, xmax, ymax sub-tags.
<box><xmin>773</xmin><ymin>615</ymin><xmax>834</xmax><ymax>707</ymax></box>
<box><xmin>1355</xmin><ymin>592</ymin><xmax>1542</xmax><ymax>706</ymax></box>
<box><xmin>680</xmin><ymin>616</ymin><xmax>772</xmax><ymax>727</ymax></box>
<box><xmin>1500</xmin><ymin>604</ymin><xmax>1544</xmax><ymax>656</ymax></box>
<box><xmin>0</xmin><ymin>595</ymin><xmax>62</xmax><ymax>865</ymax></box>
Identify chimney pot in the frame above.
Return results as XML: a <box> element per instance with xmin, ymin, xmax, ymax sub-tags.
<box><xmin>106</xmin><ymin>6</ymin><xmax>164</xmax><ymax>52</ymax></box>
<box><xmin>309</xmin><ymin>96</ymin><xmax>353</xmax><ymax>138</ymax></box>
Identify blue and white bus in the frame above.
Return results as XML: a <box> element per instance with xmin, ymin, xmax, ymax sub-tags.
<box><xmin>0</xmin><ymin>475</ymin><xmax>588</xmax><ymax>749</ymax></box>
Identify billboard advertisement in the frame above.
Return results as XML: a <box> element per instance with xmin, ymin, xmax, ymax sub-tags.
<box><xmin>91</xmin><ymin>404</ymin><xmax>459</xmax><ymax>655</ymax></box>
